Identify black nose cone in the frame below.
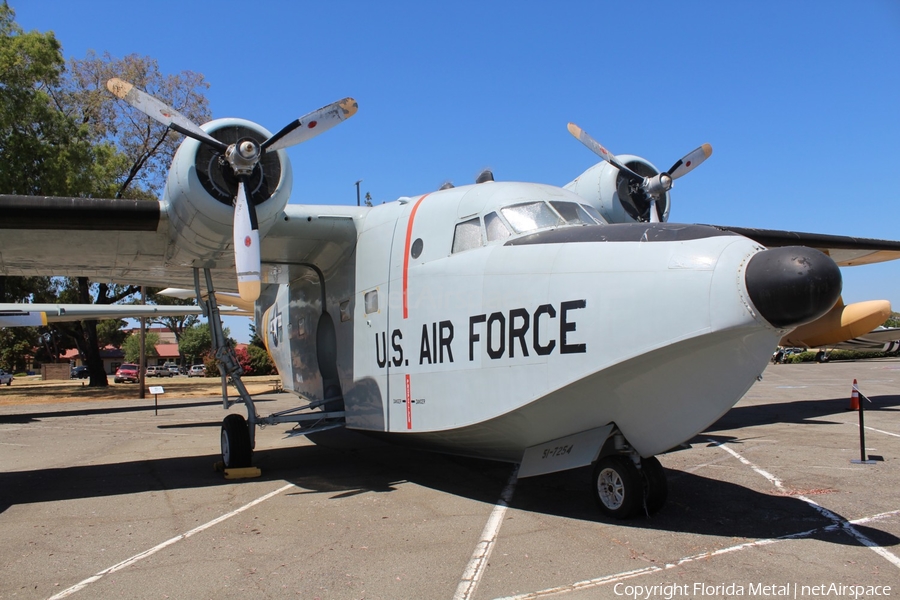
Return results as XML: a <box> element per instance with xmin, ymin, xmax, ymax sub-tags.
<box><xmin>744</xmin><ymin>246</ymin><xmax>842</xmax><ymax>329</ymax></box>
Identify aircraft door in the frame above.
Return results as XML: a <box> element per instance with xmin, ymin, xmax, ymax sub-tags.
<box><xmin>349</xmin><ymin>202</ymin><xmax>405</xmax><ymax>432</ymax></box>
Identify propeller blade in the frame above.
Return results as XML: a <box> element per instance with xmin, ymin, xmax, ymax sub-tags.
<box><xmin>233</xmin><ymin>179</ymin><xmax>261</xmax><ymax>303</ymax></box>
<box><xmin>261</xmin><ymin>97</ymin><xmax>359</xmax><ymax>152</ymax></box>
<box><xmin>566</xmin><ymin>123</ymin><xmax>645</xmax><ymax>184</ymax></box>
<box><xmin>107</xmin><ymin>78</ymin><xmax>228</xmax><ymax>152</ymax></box>
<box><xmin>666</xmin><ymin>143</ymin><xmax>713</xmax><ymax>179</ymax></box>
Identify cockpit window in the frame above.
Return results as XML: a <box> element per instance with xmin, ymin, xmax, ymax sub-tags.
<box><xmin>581</xmin><ymin>204</ymin><xmax>606</xmax><ymax>224</ymax></box>
<box><xmin>452</xmin><ymin>217</ymin><xmax>483</xmax><ymax>253</ymax></box>
<box><xmin>484</xmin><ymin>211</ymin><xmax>511</xmax><ymax>242</ymax></box>
<box><xmin>500</xmin><ymin>202</ymin><xmax>563</xmax><ymax>234</ymax></box>
<box><xmin>550</xmin><ymin>201</ymin><xmax>595</xmax><ymax>225</ymax></box>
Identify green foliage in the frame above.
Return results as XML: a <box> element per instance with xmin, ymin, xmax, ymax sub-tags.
<box><xmin>784</xmin><ymin>349</ymin><xmax>900</xmax><ymax>363</ymax></box>
<box><xmin>247</xmin><ymin>344</ymin><xmax>276</xmax><ymax>375</ymax></box>
<box><xmin>0</xmin><ymin>5</ymin><xmax>124</xmax><ymax>198</ymax></box>
<box><xmin>0</xmin><ymin>326</ymin><xmax>36</xmax><ymax>372</ymax></box>
<box><xmin>179</xmin><ymin>323</ymin><xmax>231</xmax><ymax>366</ymax></box>
<box><xmin>203</xmin><ymin>352</ymin><xmax>219</xmax><ymax>378</ymax></box>
<box><xmin>122</xmin><ymin>332</ymin><xmax>158</xmax><ymax>363</ymax></box>
<box><xmin>884</xmin><ymin>312</ymin><xmax>900</xmax><ymax>328</ymax></box>
<box><xmin>96</xmin><ymin>318</ymin><xmax>128</xmax><ymax>348</ymax></box>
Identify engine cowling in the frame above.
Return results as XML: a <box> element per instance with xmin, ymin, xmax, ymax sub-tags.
<box><xmin>564</xmin><ymin>155</ymin><xmax>670</xmax><ymax>224</ymax></box>
<box><xmin>163</xmin><ymin>118</ymin><xmax>293</xmax><ymax>267</ymax></box>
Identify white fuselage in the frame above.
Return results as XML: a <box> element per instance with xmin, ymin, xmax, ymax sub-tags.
<box><xmin>263</xmin><ymin>182</ymin><xmax>780</xmax><ymax>463</ymax></box>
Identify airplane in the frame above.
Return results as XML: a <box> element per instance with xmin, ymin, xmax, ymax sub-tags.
<box><xmin>2</xmin><ymin>77</ymin><xmax>900</xmax><ymax>519</ymax></box>
<box><xmin>829</xmin><ymin>326</ymin><xmax>900</xmax><ymax>353</ymax></box>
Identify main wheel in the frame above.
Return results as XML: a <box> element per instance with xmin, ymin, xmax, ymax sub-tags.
<box><xmin>640</xmin><ymin>456</ymin><xmax>668</xmax><ymax>515</ymax></box>
<box><xmin>221</xmin><ymin>414</ymin><xmax>252</xmax><ymax>469</ymax></box>
<box><xmin>592</xmin><ymin>455</ymin><xmax>641</xmax><ymax>519</ymax></box>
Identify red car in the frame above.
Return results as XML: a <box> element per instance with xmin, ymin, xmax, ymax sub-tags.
<box><xmin>114</xmin><ymin>363</ymin><xmax>139</xmax><ymax>383</ymax></box>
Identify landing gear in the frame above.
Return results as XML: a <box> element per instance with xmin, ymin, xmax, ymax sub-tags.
<box><xmin>592</xmin><ymin>454</ymin><xmax>667</xmax><ymax>519</ymax></box>
<box><xmin>593</xmin><ymin>456</ymin><xmax>640</xmax><ymax>518</ymax></box>
<box><xmin>640</xmin><ymin>456</ymin><xmax>667</xmax><ymax>515</ymax></box>
<box><xmin>221</xmin><ymin>413</ymin><xmax>252</xmax><ymax>469</ymax></box>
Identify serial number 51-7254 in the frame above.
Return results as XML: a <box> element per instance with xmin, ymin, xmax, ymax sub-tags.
<box><xmin>542</xmin><ymin>445</ymin><xmax>573</xmax><ymax>459</ymax></box>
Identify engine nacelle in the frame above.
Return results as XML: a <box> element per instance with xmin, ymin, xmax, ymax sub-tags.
<box><xmin>564</xmin><ymin>155</ymin><xmax>670</xmax><ymax>224</ymax></box>
<box><xmin>163</xmin><ymin>118</ymin><xmax>293</xmax><ymax>267</ymax></box>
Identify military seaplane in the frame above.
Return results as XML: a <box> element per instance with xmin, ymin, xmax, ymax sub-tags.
<box><xmin>2</xmin><ymin>79</ymin><xmax>899</xmax><ymax>519</ymax></box>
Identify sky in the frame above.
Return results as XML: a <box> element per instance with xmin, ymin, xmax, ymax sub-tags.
<box><xmin>12</xmin><ymin>1</ymin><xmax>900</xmax><ymax>342</ymax></box>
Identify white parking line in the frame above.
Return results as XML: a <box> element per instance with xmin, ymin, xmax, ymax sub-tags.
<box><xmin>865</xmin><ymin>425</ymin><xmax>900</xmax><ymax>438</ymax></box>
<box><xmin>493</xmin><ymin>509</ymin><xmax>900</xmax><ymax>599</ymax></box>
<box><xmin>47</xmin><ymin>482</ymin><xmax>294</xmax><ymax>600</ymax></box>
<box><xmin>713</xmin><ymin>441</ymin><xmax>900</xmax><ymax>569</ymax></box>
<box><xmin>454</xmin><ymin>466</ymin><xmax>519</xmax><ymax>600</ymax></box>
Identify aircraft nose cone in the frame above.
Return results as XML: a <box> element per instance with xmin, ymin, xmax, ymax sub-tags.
<box><xmin>744</xmin><ymin>246</ymin><xmax>842</xmax><ymax>329</ymax></box>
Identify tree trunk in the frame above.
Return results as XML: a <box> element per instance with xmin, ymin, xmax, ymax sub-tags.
<box><xmin>78</xmin><ymin>277</ymin><xmax>108</xmax><ymax>387</ymax></box>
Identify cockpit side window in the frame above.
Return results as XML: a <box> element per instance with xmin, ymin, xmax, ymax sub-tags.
<box><xmin>500</xmin><ymin>201</ymin><xmax>563</xmax><ymax>233</ymax></box>
<box><xmin>452</xmin><ymin>217</ymin><xmax>483</xmax><ymax>254</ymax></box>
<box><xmin>550</xmin><ymin>201</ymin><xmax>595</xmax><ymax>225</ymax></box>
<box><xmin>581</xmin><ymin>204</ymin><xmax>606</xmax><ymax>224</ymax></box>
<box><xmin>484</xmin><ymin>211</ymin><xmax>511</xmax><ymax>242</ymax></box>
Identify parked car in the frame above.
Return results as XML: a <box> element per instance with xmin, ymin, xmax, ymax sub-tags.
<box><xmin>0</xmin><ymin>369</ymin><xmax>12</xmax><ymax>386</ymax></box>
<box><xmin>114</xmin><ymin>364</ymin><xmax>139</xmax><ymax>383</ymax></box>
<box><xmin>146</xmin><ymin>365</ymin><xmax>172</xmax><ymax>377</ymax></box>
<box><xmin>167</xmin><ymin>365</ymin><xmax>181</xmax><ymax>376</ymax></box>
<box><xmin>71</xmin><ymin>365</ymin><xmax>90</xmax><ymax>379</ymax></box>
<box><xmin>188</xmin><ymin>364</ymin><xmax>207</xmax><ymax>378</ymax></box>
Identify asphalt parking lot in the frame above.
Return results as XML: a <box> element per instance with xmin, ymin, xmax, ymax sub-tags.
<box><xmin>1</xmin><ymin>359</ymin><xmax>899</xmax><ymax>599</ymax></box>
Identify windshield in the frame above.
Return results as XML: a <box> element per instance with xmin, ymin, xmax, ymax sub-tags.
<box><xmin>500</xmin><ymin>202</ymin><xmax>563</xmax><ymax>233</ymax></box>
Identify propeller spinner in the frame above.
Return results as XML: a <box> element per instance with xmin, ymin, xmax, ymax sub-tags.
<box><xmin>567</xmin><ymin>123</ymin><xmax>711</xmax><ymax>223</ymax></box>
<box><xmin>107</xmin><ymin>78</ymin><xmax>358</xmax><ymax>302</ymax></box>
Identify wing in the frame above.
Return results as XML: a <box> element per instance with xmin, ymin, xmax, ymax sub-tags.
<box><xmin>0</xmin><ymin>303</ymin><xmax>250</xmax><ymax>327</ymax></box>
<box><xmin>0</xmin><ymin>195</ymin><xmax>361</xmax><ymax>290</ymax></box>
<box><xmin>709</xmin><ymin>226</ymin><xmax>900</xmax><ymax>266</ymax></box>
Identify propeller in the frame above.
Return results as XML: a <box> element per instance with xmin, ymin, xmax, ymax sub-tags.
<box><xmin>567</xmin><ymin>123</ymin><xmax>711</xmax><ymax>223</ymax></box>
<box><xmin>107</xmin><ymin>78</ymin><xmax>358</xmax><ymax>302</ymax></box>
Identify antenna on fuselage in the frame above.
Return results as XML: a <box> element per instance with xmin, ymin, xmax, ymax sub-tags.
<box><xmin>475</xmin><ymin>169</ymin><xmax>494</xmax><ymax>184</ymax></box>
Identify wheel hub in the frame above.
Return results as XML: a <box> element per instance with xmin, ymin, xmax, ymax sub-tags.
<box><xmin>598</xmin><ymin>467</ymin><xmax>625</xmax><ymax>509</ymax></box>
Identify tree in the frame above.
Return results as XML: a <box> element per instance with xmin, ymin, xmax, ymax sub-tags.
<box><xmin>0</xmin><ymin>7</ymin><xmax>133</xmax><ymax>384</ymax></box>
<box><xmin>123</xmin><ymin>331</ymin><xmax>158</xmax><ymax>364</ymax></box>
<box><xmin>0</xmin><ymin>5</ymin><xmax>123</xmax><ymax>198</ymax></box>
<box><xmin>0</xmin><ymin>9</ymin><xmax>213</xmax><ymax>385</ymax></box>
<box><xmin>179</xmin><ymin>323</ymin><xmax>231</xmax><ymax>366</ymax></box>
<box><xmin>145</xmin><ymin>289</ymin><xmax>199</xmax><ymax>366</ymax></box>
<box><xmin>54</xmin><ymin>51</ymin><xmax>211</xmax><ymax>199</ymax></box>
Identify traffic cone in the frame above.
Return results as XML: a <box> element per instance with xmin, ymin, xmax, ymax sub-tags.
<box><xmin>848</xmin><ymin>379</ymin><xmax>860</xmax><ymax>411</ymax></box>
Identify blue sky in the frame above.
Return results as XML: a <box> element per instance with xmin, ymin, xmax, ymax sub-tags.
<box><xmin>13</xmin><ymin>1</ymin><xmax>900</xmax><ymax>342</ymax></box>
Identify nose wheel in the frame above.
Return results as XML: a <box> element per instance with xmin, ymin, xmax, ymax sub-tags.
<box><xmin>221</xmin><ymin>413</ymin><xmax>252</xmax><ymax>469</ymax></box>
<box><xmin>592</xmin><ymin>454</ymin><xmax>667</xmax><ymax>519</ymax></box>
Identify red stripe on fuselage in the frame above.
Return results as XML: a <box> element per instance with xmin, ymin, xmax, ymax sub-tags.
<box><xmin>402</xmin><ymin>194</ymin><xmax>429</xmax><ymax>319</ymax></box>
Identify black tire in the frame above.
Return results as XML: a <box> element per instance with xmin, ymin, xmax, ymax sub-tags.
<box><xmin>221</xmin><ymin>414</ymin><xmax>252</xmax><ymax>469</ymax></box>
<box><xmin>592</xmin><ymin>455</ymin><xmax>642</xmax><ymax>519</ymax></box>
<box><xmin>640</xmin><ymin>456</ymin><xmax>668</xmax><ymax>515</ymax></box>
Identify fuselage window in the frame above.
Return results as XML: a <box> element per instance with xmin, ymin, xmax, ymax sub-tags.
<box><xmin>364</xmin><ymin>289</ymin><xmax>378</xmax><ymax>314</ymax></box>
<box><xmin>550</xmin><ymin>201</ymin><xmax>594</xmax><ymax>225</ymax></box>
<box><xmin>500</xmin><ymin>201</ymin><xmax>563</xmax><ymax>234</ymax></box>
<box><xmin>484</xmin><ymin>211</ymin><xmax>511</xmax><ymax>242</ymax></box>
<box><xmin>452</xmin><ymin>217</ymin><xmax>483</xmax><ymax>253</ymax></box>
